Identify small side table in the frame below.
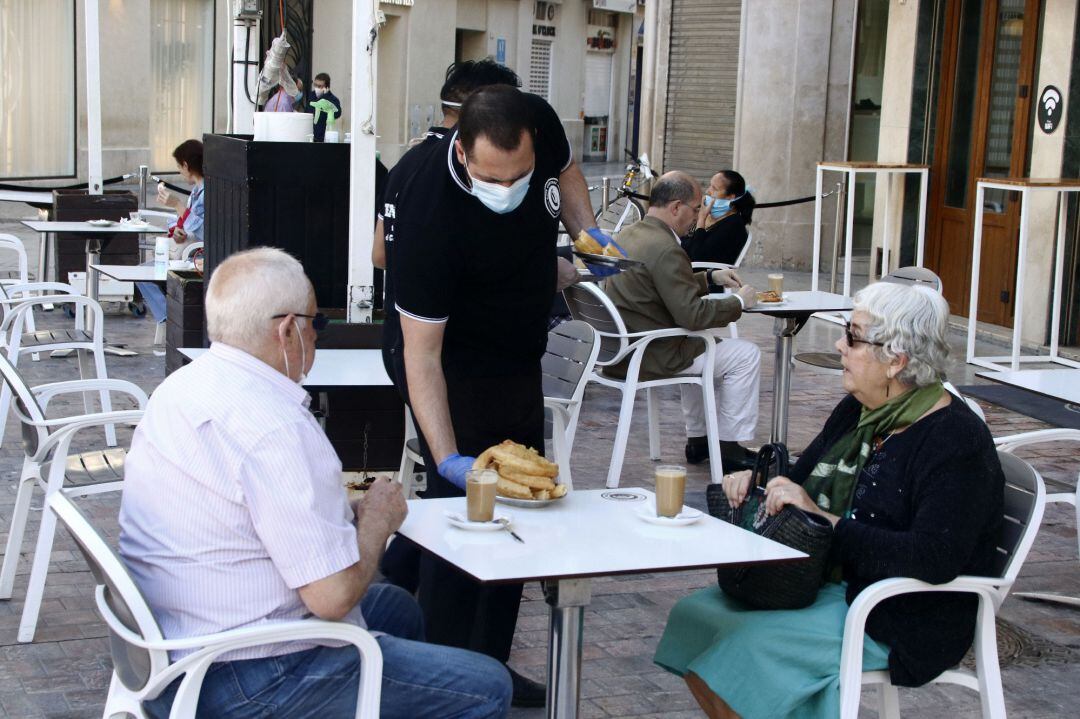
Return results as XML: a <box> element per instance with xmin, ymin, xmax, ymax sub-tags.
<box><xmin>966</xmin><ymin>178</ymin><xmax>1080</xmax><ymax>371</ymax></box>
<box><xmin>811</xmin><ymin>162</ymin><xmax>929</xmax><ymax>301</ymax></box>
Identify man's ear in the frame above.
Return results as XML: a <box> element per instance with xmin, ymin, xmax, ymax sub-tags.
<box><xmin>455</xmin><ymin>139</ymin><xmax>467</xmax><ymax>165</ymax></box>
<box><xmin>277</xmin><ymin>315</ymin><xmax>293</xmax><ymax>344</ymax></box>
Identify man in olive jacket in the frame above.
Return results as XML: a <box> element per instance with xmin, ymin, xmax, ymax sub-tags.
<box><xmin>604</xmin><ymin>171</ymin><xmax>762</xmax><ymax>470</ymax></box>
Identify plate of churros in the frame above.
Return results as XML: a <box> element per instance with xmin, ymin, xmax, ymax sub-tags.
<box><xmin>755</xmin><ymin>290</ymin><xmax>786</xmax><ymax>305</ymax></box>
<box><xmin>473</xmin><ymin>440</ymin><xmax>568</xmax><ymax>508</ymax></box>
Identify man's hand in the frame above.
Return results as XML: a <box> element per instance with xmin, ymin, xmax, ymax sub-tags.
<box><xmin>585</xmin><ymin>226</ymin><xmax>614</xmax><ymax>248</ymax></box>
<box><xmin>710</xmin><ymin>268</ymin><xmax>742</xmax><ymax>289</ymax></box>
<box><xmin>437</xmin><ymin>453</ymin><xmax>476</xmax><ymax>491</ymax></box>
<box><xmin>736</xmin><ymin>284</ymin><xmax>758</xmax><ymax>309</ymax></box>
<box><xmin>353</xmin><ymin>477</ymin><xmax>408</xmax><ymax>536</ymax></box>
<box><xmin>556</xmin><ymin>256</ymin><xmax>579</xmax><ymax>291</ymax></box>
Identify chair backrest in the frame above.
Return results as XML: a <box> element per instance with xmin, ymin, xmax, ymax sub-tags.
<box><xmin>0</xmin><ymin>352</ymin><xmax>50</xmax><ymax>457</ymax></box>
<box><xmin>541</xmin><ymin>320</ymin><xmax>599</xmax><ymax>402</ymax></box>
<box><xmin>943</xmin><ymin>381</ymin><xmax>986</xmax><ymax>422</ymax></box>
<box><xmin>48</xmin><ymin>492</ymin><xmax>170</xmax><ymax>692</ymax></box>
<box><xmin>181</xmin><ymin>241</ymin><xmax>204</xmax><ymax>262</ymax></box>
<box><xmin>0</xmin><ymin>234</ymin><xmax>30</xmax><ymax>285</ymax></box>
<box><xmin>880</xmin><ymin>266</ymin><xmax>942</xmax><ymax>294</ymax></box>
<box><xmin>562</xmin><ymin>283</ymin><xmax>629</xmax><ymax>366</ymax></box>
<box><xmin>993</xmin><ymin>451</ymin><xmax>1046</xmax><ymax>585</ymax></box>
<box><xmin>731</xmin><ymin>227</ymin><xmax>752</xmax><ymax>268</ymax></box>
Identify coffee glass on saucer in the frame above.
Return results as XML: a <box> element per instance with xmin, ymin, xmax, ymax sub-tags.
<box><xmin>466</xmin><ymin>469</ymin><xmax>498</xmax><ymax>522</ymax></box>
<box><xmin>768</xmin><ymin>273</ymin><xmax>784</xmax><ymax>295</ymax></box>
<box><xmin>655</xmin><ymin>465</ymin><xmax>687</xmax><ymax>518</ymax></box>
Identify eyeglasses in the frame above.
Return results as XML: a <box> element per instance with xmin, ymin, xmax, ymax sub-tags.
<box><xmin>272</xmin><ymin>312</ymin><xmax>330</xmax><ymax>331</ymax></box>
<box><xmin>844</xmin><ymin>322</ymin><xmax>884</xmax><ymax>348</ymax></box>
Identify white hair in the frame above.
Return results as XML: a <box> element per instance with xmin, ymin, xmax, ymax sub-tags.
<box><xmin>205</xmin><ymin>247</ymin><xmax>314</xmax><ymax>348</ymax></box>
<box><xmin>853</xmin><ymin>282</ymin><xmax>950</xmax><ymax>387</ymax></box>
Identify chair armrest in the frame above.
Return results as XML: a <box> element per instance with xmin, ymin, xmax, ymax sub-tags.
<box><xmin>3</xmin><ymin>281</ymin><xmax>79</xmax><ymax>298</ymax></box>
<box><xmin>32</xmin><ymin>378</ymin><xmax>149</xmax><ymax>411</ymax></box>
<box><xmin>1</xmin><ymin>294</ymin><xmax>100</xmax><ymax>333</ymax></box>
<box><xmin>690</xmin><ymin>262</ymin><xmax>735</xmax><ymax>271</ymax></box>
<box><xmin>838</xmin><ymin>575</ymin><xmax>1007</xmax><ymax>717</ymax></box>
<box><xmin>995</xmin><ymin>429</ymin><xmax>1080</xmax><ymax>451</ymax></box>
<box><xmin>28</xmin><ymin>410</ymin><xmax>143</xmax><ymax>465</ymax></box>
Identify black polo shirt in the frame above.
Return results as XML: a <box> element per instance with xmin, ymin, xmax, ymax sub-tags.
<box><xmin>388</xmin><ymin>95</ymin><xmax>571</xmax><ymax>379</ymax></box>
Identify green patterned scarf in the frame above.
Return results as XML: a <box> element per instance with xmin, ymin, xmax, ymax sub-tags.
<box><xmin>802</xmin><ymin>382</ymin><xmax>944</xmax><ymax>518</ymax></box>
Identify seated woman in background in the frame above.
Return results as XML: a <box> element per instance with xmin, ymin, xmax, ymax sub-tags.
<box><xmin>654</xmin><ymin>282</ymin><xmax>1004</xmax><ymax>719</ymax></box>
<box><xmin>681</xmin><ymin>170</ymin><xmax>754</xmax><ymax>266</ymax></box>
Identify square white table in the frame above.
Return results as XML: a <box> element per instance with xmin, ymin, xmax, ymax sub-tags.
<box><xmin>975</xmin><ymin>368</ymin><xmax>1080</xmax><ymax>406</ymax></box>
<box><xmin>397</xmin><ymin>488</ymin><xmax>806</xmax><ymax>718</ymax></box>
<box><xmin>179</xmin><ymin>347</ymin><xmax>392</xmax><ymax>390</ymax></box>
<box><xmin>710</xmin><ymin>290</ymin><xmax>853</xmax><ymax>444</ymax></box>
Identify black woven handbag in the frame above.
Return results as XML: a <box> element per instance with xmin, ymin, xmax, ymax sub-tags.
<box><xmin>705</xmin><ymin>443</ymin><xmax>834</xmax><ymax>609</ymax></box>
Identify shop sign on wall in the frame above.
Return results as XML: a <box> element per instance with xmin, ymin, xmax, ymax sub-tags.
<box><xmin>1037</xmin><ymin>85</ymin><xmax>1062</xmax><ymax>134</ymax></box>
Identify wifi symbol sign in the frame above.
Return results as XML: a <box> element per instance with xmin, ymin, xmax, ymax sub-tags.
<box><xmin>1037</xmin><ymin>85</ymin><xmax>1063</xmax><ymax>134</ymax></box>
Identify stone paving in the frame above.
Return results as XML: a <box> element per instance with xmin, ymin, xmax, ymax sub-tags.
<box><xmin>0</xmin><ymin>205</ymin><xmax>1077</xmax><ymax>716</ymax></box>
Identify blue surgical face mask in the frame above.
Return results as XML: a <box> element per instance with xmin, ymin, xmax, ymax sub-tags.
<box><xmin>464</xmin><ymin>156</ymin><xmax>533</xmax><ymax>214</ymax></box>
<box><xmin>706</xmin><ymin>195</ymin><xmax>733</xmax><ymax>219</ymax></box>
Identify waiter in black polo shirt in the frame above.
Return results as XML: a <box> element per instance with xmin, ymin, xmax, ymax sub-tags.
<box><xmin>388</xmin><ymin>85</ymin><xmax>609</xmax><ymax>706</ymax></box>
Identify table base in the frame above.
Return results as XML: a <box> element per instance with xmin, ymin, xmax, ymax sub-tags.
<box><xmin>544</xmin><ymin>578</ymin><xmax>591</xmax><ymax>719</ymax></box>
<box><xmin>1014</xmin><ymin>592</ymin><xmax>1080</xmax><ymax>608</ymax></box>
<box><xmin>770</xmin><ymin>316</ymin><xmax>806</xmax><ymax>445</ymax></box>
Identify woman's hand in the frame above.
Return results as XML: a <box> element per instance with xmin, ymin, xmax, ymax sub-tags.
<box><xmin>722</xmin><ymin>470</ymin><xmax>753</xmax><ymax>508</ymax></box>
<box><xmin>172</xmin><ymin>227</ymin><xmax>188</xmax><ymax>243</ymax></box>
<box><xmin>764</xmin><ymin>477</ymin><xmax>841</xmax><ymax>526</ymax></box>
<box><xmin>698</xmin><ymin>195</ymin><xmax>714</xmax><ymax>228</ymax></box>
<box><xmin>156</xmin><ymin>183</ymin><xmax>181</xmax><ymax>211</ymax></box>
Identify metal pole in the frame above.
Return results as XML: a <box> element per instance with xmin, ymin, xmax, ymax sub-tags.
<box><xmin>601</xmin><ymin>177</ymin><xmax>611</xmax><ymax>213</ymax></box>
<box><xmin>830</xmin><ymin>182</ymin><xmax>844</xmax><ymax>294</ymax></box>
<box><xmin>84</xmin><ymin>0</ymin><xmax>103</xmax><ymax>195</ymax></box>
<box><xmin>346</xmin><ymin>0</ymin><xmax>379</xmax><ymax>322</ymax></box>
<box><xmin>544</xmin><ymin>579</ymin><xmax>591</xmax><ymax>719</ymax></box>
<box><xmin>770</xmin><ymin>317</ymin><xmax>797</xmax><ymax>445</ymax></box>
<box><xmin>811</xmin><ymin>166</ymin><xmax>824</xmax><ymax>292</ymax></box>
<box><xmin>138</xmin><ymin>165</ymin><xmax>150</xmax><ymax>208</ymax></box>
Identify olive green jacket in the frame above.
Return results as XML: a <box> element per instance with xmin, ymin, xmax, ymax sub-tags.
<box><xmin>603</xmin><ymin>216</ymin><xmax>742</xmax><ymax>380</ymax></box>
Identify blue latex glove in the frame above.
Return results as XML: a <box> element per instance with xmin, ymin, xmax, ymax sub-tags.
<box><xmin>581</xmin><ymin>227</ymin><xmax>627</xmax><ymax>277</ymax></box>
<box><xmin>437</xmin><ymin>453</ymin><xmax>476</xmax><ymax>491</ymax></box>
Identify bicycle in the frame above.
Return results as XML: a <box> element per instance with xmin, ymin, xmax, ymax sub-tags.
<box><xmin>593</xmin><ymin>151</ymin><xmax>658</xmax><ymax>234</ymax></box>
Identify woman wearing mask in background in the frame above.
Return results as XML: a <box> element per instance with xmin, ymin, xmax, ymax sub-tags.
<box><xmin>682</xmin><ymin>170</ymin><xmax>755</xmax><ymax>266</ymax></box>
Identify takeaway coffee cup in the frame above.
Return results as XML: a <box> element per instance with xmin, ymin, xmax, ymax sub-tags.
<box><xmin>655</xmin><ymin>465</ymin><xmax>687</xmax><ymax>518</ymax></box>
<box><xmin>466</xmin><ymin>469</ymin><xmax>498</xmax><ymax>522</ymax></box>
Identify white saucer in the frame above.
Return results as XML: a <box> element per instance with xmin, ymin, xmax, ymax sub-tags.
<box><xmin>87</xmin><ymin>219</ymin><xmax>115</xmax><ymax>227</ymax></box>
<box><xmin>444</xmin><ymin>510</ymin><xmax>513</xmax><ymax>531</ymax></box>
<box><xmin>635</xmin><ymin>506</ymin><xmax>704</xmax><ymax>527</ymax></box>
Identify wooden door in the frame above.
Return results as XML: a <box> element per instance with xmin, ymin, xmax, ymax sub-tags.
<box><xmin>925</xmin><ymin>0</ymin><xmax>1040</xmax><ymax>326</ymax></box>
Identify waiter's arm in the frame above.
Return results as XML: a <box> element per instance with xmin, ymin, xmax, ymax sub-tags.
<box><xmin>558</xmin><ymin>159</ymin><xmax>597</xmax><ymax>238</ymax></box>
<box><xmin>400</xmin><ymin>315</ymin><xmax>457</xmax><ymax>464</ymax></box>
<box><xmin>372</xmin><ymin>218</ymin><xmax>386</xmax><ymax>269</ymax></box>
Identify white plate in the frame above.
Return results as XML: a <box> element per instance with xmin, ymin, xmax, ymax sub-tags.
<box><xmin>444</xmin><ymin>510</ymin><xmax>513</xmax><ymax>531</ymax></box>
<box><xmin>496</xmin><ymin>494</ymin><xmax>564</xmax><ymax>509</ymax></box>
<box><xmin>635</xmin><ymin>506</ymin><xmax>704</xmax><ymax>527</ymax></box>
<box><xmin>123</xmin><ymin>221</ymin><xmax>152</xmax><ymax>229</ymax></box>
<box><xmin>87</xmin><ymin>219</ymin><xmax>115</xmax><ymax>227</ymax></box>
<box><xmin>756</xmin><ymin>294</ymin><xmax>788</xmax><ymax>307</ymax></box>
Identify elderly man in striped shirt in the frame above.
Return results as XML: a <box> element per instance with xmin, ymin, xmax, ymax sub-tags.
<box><xmin>119</xmin><ymin>248</ymin><xmax>511</xmax><ymax>718</ymax></box>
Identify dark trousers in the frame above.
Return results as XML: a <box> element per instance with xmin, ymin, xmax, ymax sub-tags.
<box><xmin>384</xmin><ymin>352</ymin><xmax>545</xmax><ymax>662</ymax></box>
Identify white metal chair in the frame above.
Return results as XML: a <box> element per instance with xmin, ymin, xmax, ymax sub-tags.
<box><xmin>563</xmin><ymin>282</ymin><xmax>725</xmax><ymax>487</ymax></box>
<box><xmin>0</xmin><ymin>282</ymin><xmax>117</xmax><ymax>446</ymax></box>
<box><xmin>180</xmin><ymin>241</ymin><xmax>204</xmax><ymax>262</ymax></box>
<box><xmin>48</xmin><ymin>492</ymin><xmax>383</xmax><ymax>718</ymax></box>
<box><xmin>794</xmin><ymin>267</ymin><xmax>943</xmax><ymax>374</ymax></box>
<box><xmin>540</xmin><ymin>320</ymin><xmax>600</xmax><ymax>490</ymax></box>
<box><xmin>838</xmin><ymin>451</ymin><xmax>1046</xmax><ymax>718</ymax></box>
<box><xmin>0</xmin><ymin>235</ymin><xmax>35</xmax><ymax>336</ymax></box>
<box><xmin>0</xmin><ymin>352</ymin><xmax>147</xmax><ymax>642</ymax></box>
<box><xmin>395</xmin><ymin>321</ymin><xmax>600</xmax><ymax>494</ymax></box>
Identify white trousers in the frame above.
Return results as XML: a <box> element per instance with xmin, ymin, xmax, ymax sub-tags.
<box><xmin>679</xmin><ymin>336</ymin><xmax>761</xmax><ymax>442</ymax></box>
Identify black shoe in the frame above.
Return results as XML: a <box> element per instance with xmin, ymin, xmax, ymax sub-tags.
<box><xmin>685</xmin><ymin>437</ymin><xmax>757</xmax><ymax>472</ymax></box>
<box><xmin>508</xmin><ymin>666</ymin><xmax>546</xmax><ymax>708</ymax></box>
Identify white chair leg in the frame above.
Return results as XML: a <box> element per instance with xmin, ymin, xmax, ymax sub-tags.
<box><xmin>17</xmin><ymin>499</ymin><xmax>59</xmax><ymax>642</ymax></box>
<box><xmin>153</xmin><ymin>321</ymin><xmax>165</xmax><ymax>345</ymax></box>
<box><xmin>76</xmin><ymin>348</ymin><xmax>95</xmax><ymax>415</ymax></box>
<box><xmin>104</xmin><ymin>673</ymin><xmax>149</xmax><ymax>719</ymax></box>
<box><xmin>728</xmin><ymin>321</ymin><xmax>738</xmax><ymax>339</ymax></box>
<box><xmin>647</xmin><ymin>388</ymin><xmax>661</xmax><ymax>460</ymax></box>
<box><xmin>877</xmin><ymin>682</ymin><xmax>900</xmax><ymax>719</ymax></box>
<box><xmin>397</xmin><ymin>449</ymin><xmax>415</xmax><ymax>499</ymax></box>
<box><xmin>607</xmin><ymin>383</ymin><xmax>638</xmax><ymax>488</ymax></box>
<box><xmin>91</xmin><ymin>348</ymin><xmax>117</xmax><ymax>447</ymax></box>
<box><xmin>552</xmin><ymin>408</ymin><xmax>573</xmax><ymax>491</ymax></box>
<box><xmin>973</xmin><ymin>596</ymin><xmax>1007</xmax><ymax>719</ymax></box>
<box><xmin>0</xmin><ymin>472</ymin><xmax>35</xmax><ymax>599</ymax></box>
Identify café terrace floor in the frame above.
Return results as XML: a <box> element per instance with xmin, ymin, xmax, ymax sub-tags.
<box><xmin>0</xmin><ymin>217</ymin><xmax>1076</xmax><ymax>717</ymax></box>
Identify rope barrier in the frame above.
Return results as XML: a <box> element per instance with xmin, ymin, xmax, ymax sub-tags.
<box><xmin>150</xmin><ymin>176</ymin><xmax>192</xmax><ymax>196</ymax></box>
<box><xmin>0</xmin><ymin>175</ymin><xmax>131</xmax><ymax>193</ymax></box>
<box><xmin>607</xmin><ymin>186</ymin><xmax>840</xmax><ymax>208</ymax></box>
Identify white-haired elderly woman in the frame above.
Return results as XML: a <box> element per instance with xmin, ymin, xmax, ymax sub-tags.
<box><xmin>654</xmin><ymin>282</ymin><xmax>1004</xmax><ymax>719</ymax></box>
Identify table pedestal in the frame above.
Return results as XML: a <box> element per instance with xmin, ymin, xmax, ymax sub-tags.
<box><xmin>544</xmin><ymin>578</ymin><xmax>591</xmax><ymax>719</ymax></box>
<box><xmin>770</xmin><ymin>317</ymin><xmax>799</xmax><ymax>445</ymax></box>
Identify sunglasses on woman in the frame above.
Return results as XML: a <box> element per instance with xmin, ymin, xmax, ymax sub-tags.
<box><xmin>272</xmin><ymin>312</ymin><xmax>330</xmax><ymax>332</ymax></box>
<box><xmin>844</xmin><ymin>322</ymin><xmax>884</xmax><ymax>348</ymax></box>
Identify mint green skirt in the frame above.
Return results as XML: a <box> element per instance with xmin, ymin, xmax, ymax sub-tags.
<box><xmin>654</xmin><ymin>582</ymin><xmax>890</xmax><ymax>719</ymax></box>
